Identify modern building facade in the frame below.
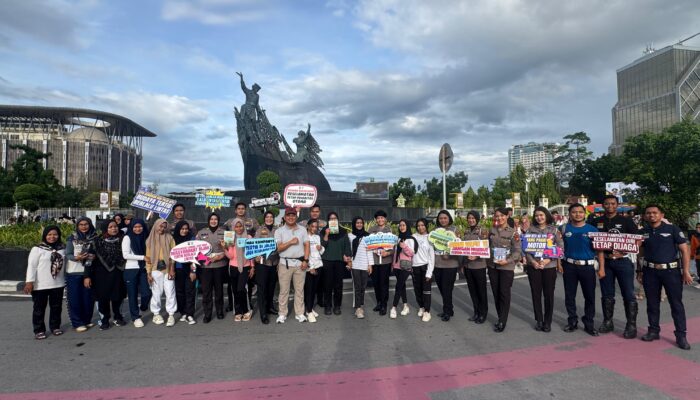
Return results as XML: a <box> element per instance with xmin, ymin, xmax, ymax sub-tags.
<box><xmin>610</xmin><ymin>44</ymin><xmax>700</xmax><ymax>154</ymax></box>
<box><xmin>0</xmin><ymin>105</ymin><xmax>156</xmax><ymax>194</ymax></box>
<box><xmin>508</xmin><ymin>142</ymin><xmax>558</xmax><ymax>179</ymax></box>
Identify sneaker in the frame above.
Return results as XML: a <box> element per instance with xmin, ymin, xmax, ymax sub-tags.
<box><xmin>390</xmin><ymin>307</ymin><xmax>397</xmax><ymax>319</ymax></box>
<box><xmin>311</xmin><ymin>310</ymin><xmax>319</xmax><ymax>318</ymax></box>
<box><xmin>166</xmin><ymin>315</ymin><xmax>175</xmax><ymax>327</ymax></box>
<box><xmin>417</xmin><ymin>307</ymin><xmax>424</xmax><ymax>317</ymax></box>
<box><xmin>114</xmin><ymin>319</ymin><xmax>127</xmax><ymax>327</ymax></box>
<box><xmin>86</xmin><ymin>323</ymin><xmax>96</xmax><ymax>328</ymax></box>
<box><xmin>187</xmin><ymin>316</ymin><xmax>196</xmax><ymax>325</ymax></box>
<box><xmin>133</xmin><ymin>318</ymin><xmax>144</xmax><ymax>328</ymax></box>
<box><xmin>276</xmin><ymin>315</ymin><xmax>286</xmax><ymax>324</ymax></box>
<box><xmin>99</xmin><ymin>323</ymin><xmax>111</xmax><ymax>331</ymax></box>
<box><xmin>401</xmin><ymin>304</ymin><xmax>410</xmax><ymax>316</ymax></box>
<box><xmin>307</xmin><ymin>313</ymin><xmax>317</xmax><ymax>323</ymax></box>
<box><xmin>75</xmin><ymin>325</ymin><xmax>88</xmax><ymax>333</ymax></box>
<box><xmin>295</xmin><ymin>314</ymin><xmax>307</xmax><ymax>323</ymax></box>
<box><xmin>356</xmin><ymin>308</ymin><xmax>365</xmax><ymax>319</ymax></box>
<box><xmin>179</xmin><ymin>315</ymin><xmax>187</xmax><ymax>322</ymax></box>
<box><xmin>422</xmin><ymin>312</ymin><xmax>432</xmax><ymax>322</ymax></box>
<box><xmin>153</xmin><ymin>314</ymin><xmax>164</xmax><ymax>325</ymax></box>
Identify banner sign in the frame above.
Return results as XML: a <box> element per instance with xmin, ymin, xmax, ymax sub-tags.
<box><xmin>130</xmin><ymin>191</ymin><xmax>177</xmax><ymax>219</ymax></box>
<box><xmin>283</xmin><ymin>184</ymin><xmax>318</xmax><ymax>208</ymax></box>
<box><xmin>587</xmin><ymin>232</ymin><xmax>643</xmax><ymax>253</ymax></box>
<box><xmin>328</xmin><ymin>219</ymin><xmax>339</xmax><ymax>234</ymax></box>
<box><xmin>235</xmin><ymin>238</ymin><xmax>277</xmax><ymax>259</ymax></box>
<box><xmin>249</xmin><ymin>192</ymin><xmax>281</xmax><ymax>208</ymax></box>
<box><xmin>448</xmin><ymin>240</ymin><xmax>490</xmax><ymax>257</ymax></box>
<box><xmin>521</xmin><ymin>233</ymin><xmax>564</xmax><ymax>259</ymax></box>
<box><xmin>493</xmin><ymin>247</ymin><xmax>510</xmax><ymax>262</ymax></box>
<box><xmin>195</xmin><ymin>189</ymin><xmax>233</xmax><ymax>211</ymax></box>
<box><xmin>428</xmin><ymin>228</ymin><xmax>458</xmax><ymax>254</ymax></box>
<box><xmin>170</xmin><ymin>240</ymin><xmax>212</xmax><ymax>265</ymax></box>
<box><xmin>224</xmin><ymin>231</ymin><xmax>235</xmax><ymax>244</ymax></box>
<box><xmin>364</xmin><ymin>232</ymin><xmax>399</xmax><ymax>251</ymax></box>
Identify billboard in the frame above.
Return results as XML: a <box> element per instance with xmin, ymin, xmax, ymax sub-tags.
<box><xmin>356</xmin><ymin>181</ymin><xmax>389</xmax><ymax>199</ymax></box>
<box><xmin>605</xmin><ymin>182</ymin><xmax>639</xmax><ymax>203</ymax></box>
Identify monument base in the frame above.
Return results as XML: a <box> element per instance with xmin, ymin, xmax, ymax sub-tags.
<box><xmin>243</xmin><ymin>154</ymin><xmax>331</xmax><ymax>191</ymax></box>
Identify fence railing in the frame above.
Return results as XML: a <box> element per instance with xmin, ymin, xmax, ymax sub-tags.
<box><xmin>0</xmin><ymin>207</ymin><xmax>135</xmax><ymax>225</ymax></box>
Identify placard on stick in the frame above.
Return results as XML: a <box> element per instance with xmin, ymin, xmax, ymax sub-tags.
<box><xmin>283</xmin><ymin>184</ymin><xmax>318</xmax><ymax>208</ymax></box>
<box><xmin>587</xmin><ymin>232</ymin><xmax>643</xmax><ymax>253</ymax></box>
<box><xmin>130</xmin><ymin>191</ymin><xmax>177</xmax><ymax>219</ymax></box>
<box><xmin>521</xmin><ymin>233</ymin><xmax>563</xmax><ymax>259</ymax></box>
<box><xmin>170</xmin><ymin>240</ymin><xmax>212</xmax><ymax>266</ymax></box>
<box><xmin>236</xmin><ymin>237</ymin><xmax>277</xmax><ymax>259</ymax></box>
<box><xmin>448</xmin><ymin>240</ymin><xmax>490</xmax><ymax>257</ymax></box>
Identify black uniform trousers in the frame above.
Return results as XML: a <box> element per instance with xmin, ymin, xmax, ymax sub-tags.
<box><xmin>526</xmin><ymin>266</ymin><xmax>557</xmax><ymax>326</ymax></box>
<box><xmin>434</xmin><ymin>267</ymin><xmax>458</xmax><ymax>316</ymax></box>
<box><xmin>488</xmin><ymin>268</ymin><xmax>514</xmax><ymax>325</ymax></box>
<box><xmin>411</xmin><ymin>265</ymin><xmax>432</xmax><ymax>311</ymax></box>
<box><xmin>31</xmin><ymin>287</ymin><xmax>64</xmax><ymax>334</ymax></box>
<box><xmin>562</xmin><ymin>262</ymin><xmax>596</xmax><ymax>328</ymax></box>
<box><xmin>642</xmin><ymin>266</ymin><xmax>687</xmax><ymax>337</ymax></box>
<box><xmin>323</xmin><ymin>260</ymin><xmax>346</xmax><ymax>308</ymax></box>
<box><xmin>255</xmin><ymin>263</ymin><xmax>277</xmax><ymax>317</ymax></box>
<box><xmin>372</xmin><ymin>263</ymin><xmax>391</xmax><ymax>308</ymax></box>
<box><xmin>229</xmin><ymin>266</ymin><xmax>251</xmax><ymax>315</ymax></box>
<box><xmin>174</xmin><ymin>268</ymin><xmax>196</xmax><ymax>317</ymax></box>
<box><xmin>465</xmin><ymin>268</ymin><xmax>488</xmax><ymax>318</ymax></box>
<box><xmin>200</xmin><ymin>267</ymin><xmax>225</xmax><ymax>319</ymax></box>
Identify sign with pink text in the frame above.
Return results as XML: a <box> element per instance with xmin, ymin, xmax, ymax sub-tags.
<box><xmin>283</xmin><ymin>184</ymin><xmax>318</xmax><ymax>208</ymax></box>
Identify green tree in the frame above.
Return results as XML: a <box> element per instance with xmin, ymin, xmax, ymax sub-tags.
<box><xmin>80</xmin><ymin>192</ymin><xmax>101</xmax><ymax>208</ymax></box>
<box><xmin>14</xmin><ymin>184</ymin><xmax>51</xmax><ymax>212</ymax></box>
<box><xmin>0</xmin><ymin>167</ymin><xmax>13</xmax><ymax>206</ymax></box>
<box><xmin>463</xmin><ymin>186</ymin><xmax>477</xmax><ymax>208</ymax></box>
<box><xmin>476</xmin><ymin>185</ymin><xmax>491</xmax><ymax>207</ymax></box>
<box><xmin>552</xmin><ymin>132</ymin><xmax>593</xmax><ymax>186</ymax></box>
<box><xmin>389</xmin><ymin>177</ymin><xmax>417</xmax><ymax>204</ymax></box>
<box><xmin>55</xmin><ymin>186</ymin><xmax>88</xmax><ymax>207</ymax></box>
<box><xmin>119</xmin><ymin>191</ymin><xmax>135</xmax><ymax>208</ymax></box>
<box><xmin>532</xmin><ymin>171</ymin><xmax>561</xmax><ymax>205</ymax></box>
<box><xmin>423</xmin><ymin>171</ymin><xmax>469</xmax><ymax>205</ymax></box>
<box><xmin>622</xmin><ymin>119</ymin><xmax>700</xmax><ymax>228</ymax></box>
<box><xmin>256</xmin><ymin>170</ymin><xmax>282</xmax><ymax>198</ymax></box>
<box><xmin>568</xmin><ymin>154</ymin><xmax>626</xmax><ymax>203</ymax></box>
<box><xmin>509</xmin><ymin>164</ymin><xmax>527</xmax><ymax>194</ymax></box>
<box><xmin>490</xmin><ymin>177</ymin><xmax>510</xmax><ymax>207</ymax></box>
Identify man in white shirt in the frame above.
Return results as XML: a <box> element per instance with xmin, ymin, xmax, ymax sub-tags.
<box><xmin>274</xmin><ymin>207</ymin><xmax>310</xmax><ymax>323</ymax></box>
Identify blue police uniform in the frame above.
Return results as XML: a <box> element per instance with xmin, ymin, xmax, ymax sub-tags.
<box><xmin>561</xmin><ymin>222</ymin><xmax>599</xmax><ymax>335</ymax></box>
<box><xmin>639</xmin><ymin>222</ymin><xmax>689</xmax><ymax>348</ymax></box>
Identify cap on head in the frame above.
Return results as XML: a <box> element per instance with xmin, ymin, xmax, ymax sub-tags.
<box><xmin>284</xmin><ymin>207</ymin><xmax>297</xmax><ymax>215</ymax></box>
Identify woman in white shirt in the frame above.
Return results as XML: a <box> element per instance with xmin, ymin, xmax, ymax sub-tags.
<box><xmin>304</xmin><ymin>219</ymin><xmax>324</xmax><ymax>323</ymax></box>
<box><xmin>411</xmin><ymin>218</ymin><xmax>435</xmax><ymax>322</ymax></box>
<box><xmin>121</xmin><ymin>218</ymin><xmax>152</xmax><ymax>328</ymax></box>
<box><xmin>24</xmin><ymin>226</ymin><xmax>66</xmax><ymax>339</ymax></box>
<box><xmin>348</xmin><ymin>217</ymin><xmax>372</xmax><ymax>319</ymax></box>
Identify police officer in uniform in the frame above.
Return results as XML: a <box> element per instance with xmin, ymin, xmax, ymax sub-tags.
<box><xmin>637</xmin><ymin>204</ymin><xmax>693</xmax><ymax>350</ymax></box>
<box><xmin>594</xmin><ymin>195</ymin><xmax>639</xmax><ymax>338</ymax></box>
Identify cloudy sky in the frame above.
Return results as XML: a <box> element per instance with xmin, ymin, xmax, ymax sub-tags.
<box><xmin>1</xmin><ymin>0</ymin><xmax>699</xmax><ymax>194</ymax></box>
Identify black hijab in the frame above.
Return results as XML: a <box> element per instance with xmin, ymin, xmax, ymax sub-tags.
<box><xmin>173</xmin><ymin>220</ymin><xmax>192</xmax><ymax>245</ymax></box>
<box><xmin>208</xmin><ymin>212</ymin><xmax>220</xmax><ymax>233</ymax></box>
<box><xmin>127</xmin><ymin>218</ymin><xmax>148</xmax><ymax>268</ymax></box>
<box><xmin>114</xmin><ymin>213</ymin><xmax>126</xmax><ymax>230</ymax></box>
<box><xmin>467</xmin><ymin>211</ymin><xmax>480</xmax><ymax>230</ymax></box>
<box><xmin>321</xmin><ymin>211</ymin><xmax>346</xmax><ymax>240</ymax></box>
<box><xmin>350</xmin><ymin>216</ymin><xmax>368</xmax><ymax>258</ymax></box>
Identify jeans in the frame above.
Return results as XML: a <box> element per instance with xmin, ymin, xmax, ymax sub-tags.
<box><xmin>599</xmin><ymin>258</ymin><xmax>636</xmax><ymax>302</ymax></box>
<box><xmin>123</xmin><ymin>268</ymin><xmax>152</xmax><ymax>321</ymax></box>
<box><xmin>642</xmin><ymin>267</ymin><xmax>687</xmax><ymax>336</ymax></box>
<box><xmin>562</xmin><ymin>262</ymin><xmax>596</xmax><ymax>328</ymax></box>
<box><xmin>304</xmin><ymin>268</ymin><xmax>322</xmax><ymax>313</ymax></box>
<box><xmin>411</xmin><ymin>265</ymin><xmax>432</xmax><ymax>311</ymax></box>
<box><xmin>65</xmin><ymin>274</ymin><xmax>94</xmax><ymax>328</ymax></box>
<box><xmin>174</xmin><ymin>268</ymin><xmax>196</xmax><ymax>317</ymax></box>
<box><xmin>392</xmin><ymin>268</ymin><xmax>411</xmax><ymax>307</ymax></box>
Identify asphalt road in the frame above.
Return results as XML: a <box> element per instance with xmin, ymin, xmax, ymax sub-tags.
<box><xmin>1</xmin><ymin>273</ymin><xmax>699</xmax><ymax>400</ymax></box>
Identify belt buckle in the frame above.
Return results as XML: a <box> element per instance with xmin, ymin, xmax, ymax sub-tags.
<box><xmin>654</xmin><ymin>263</ymin><xmax>664</xmax><ymax>270</ymax></box>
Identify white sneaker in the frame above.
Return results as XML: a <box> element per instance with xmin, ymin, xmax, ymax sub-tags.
<box><xmin>187</xmin><ymin>316</ymin><xmax>196</xmax><ymax>325</ymax></box>
<box><xmin>311</xmin><ymin>310</ymin><xmax>319</xmax><ymax>318</ymax></box>
<box><xmin>295</xmin><ymin>314</ymin><xmax>307</xmax><ymax>323</ymax></box>
<box><xmin>152</xmin><ymin>314</ymin><xmax>164</xmax><ymax>325</ymax></box>
<box><xmin>422</xmin><ymin>312</ymin><xmax>431</xmax><ymax>322</ymax></box>
<box><xmin>356</xmin><ymin>307</ymin><xmax>365</xmax><ymax>319</ymax></box>
<box><xmin>179</xmin><ymin>315</ymin><xmax>187</xmax><ymax>322</ymax></box>
<box><xmin>133</xmin><ymin>318</ymin><xmax>144</xmax><ymax>328</ymax></box>
<box><xmin>307</xmin><ymin>313</ymin><xmax>317</xmax><ymax>323</ymax></box>
<box><xmin>166</xmin><ymin>315</ymin><xmax>175</xmax><ymax>327</ymax></box>
<box><xmin>75</xmin><ymin>325</ymin><xmax>88</xmax><ymax>333</ymax></box>
<box><xmin>276</xmin><ymin>315</ymin><xmax>286</xmax><ymax>324</ymax></box>
<box><xmin>417</xmin><ymin>307</ymin><xmax>425</xmax><ymax>317</ymax></box>
<box><xmin>401</xmin><ymin>304</ymin><xmax>410</xmax><ymax>316</ymax></box>
<box><xmin>390</xmin><ymin>307</ymin><xmax>397</xmax><ymax>319</ymax></box>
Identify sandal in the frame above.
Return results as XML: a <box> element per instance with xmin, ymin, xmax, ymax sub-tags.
<box><xmin>234</xmin><ymin>314</ymin><xmax>243</xmax><ymax>322</ymax></box>
<box><xmin>35</xmin><ymin>332</ymin><xmax>47</xmax><ymax>340</ymax></box>
<box><xmin>52</xmin><ymin>329</ymin><xmax>64</xmax><ymax>336</ymax></box>
<box><xmin>242</xmin><ymin>311</ymin><xmax>252</xmax><ymax>321</ymax></box>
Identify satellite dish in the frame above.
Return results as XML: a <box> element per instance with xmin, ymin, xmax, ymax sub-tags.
<box><xmin>439</xmin><ymin>143</ymin><xmax>453</xmax><ymax>173</ymax></box>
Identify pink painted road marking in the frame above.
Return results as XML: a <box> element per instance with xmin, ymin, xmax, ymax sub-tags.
<box><xmin>3</xmin><ymin>318</ymin><xmax>700</xmax><ymax>400</ymax></box>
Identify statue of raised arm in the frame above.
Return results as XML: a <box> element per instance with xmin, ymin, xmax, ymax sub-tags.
<box><xmin>237</xmin><ymin>72</ymin><xmax>261</xmax><ymax>121</ymax></box>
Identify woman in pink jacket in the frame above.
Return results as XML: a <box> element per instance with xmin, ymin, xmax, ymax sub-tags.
<box><xmin>390</xmin><ymin>219</ymin><xmax>415</xmax><ymax>319</ymax></box>
<box><xmin>223</xmin><ymin>218</ymin><xmax>254</xmax><ymax>321</ymax></box>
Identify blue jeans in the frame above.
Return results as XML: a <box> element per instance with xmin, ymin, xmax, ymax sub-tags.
<box><xmin>65</xmin><ymin>274</ymin><xmax>94</xmax><ymax>328</ymax></box>
<box><xmin>599</xmin><ymin>258</ymin><xmax>636</xmax><ymax>303</ymax></box>
<box><xmin>123</xmin><ymin>268</ymin><xmax>152</xmax><ymax>321</ymax></box>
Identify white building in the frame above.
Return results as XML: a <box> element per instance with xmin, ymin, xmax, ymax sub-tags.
<box><xmin>508</xmin><ymin>142</ymin><xmax>559</xmax><ymax>179</ymax></box>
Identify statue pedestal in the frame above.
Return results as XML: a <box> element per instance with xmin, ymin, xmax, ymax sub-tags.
<box><xmin>243</xmin><ymin>154</ymin><xmax>331</xmax><ymax>191</ymax></box>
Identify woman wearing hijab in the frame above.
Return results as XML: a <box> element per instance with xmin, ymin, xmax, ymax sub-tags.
<box><xmin>224</xmin><ymin>218</ymin><xmax>255</xmax><ymax>321</ymax></box>
<box><xmin>196</xmin><ymin>213</ymin><xmax>228</xmax><ymax>323</ymax></box>
<box><xmin>172</xmin><ymin>220</ymin><xmax>197</xmax><ymax>325</ymax></box>
<box><xmin>65</xmin><ymin>217</ymin><xmax>98</xmax><ymax>332</ymax></box>
<box><xmin>254</xmin><ymin>211</ymin><xmax>280</xmax><ymax>324</ymax></box>
<box><xmin>24</xmin><ymin>226</ymin><xmax>66</xmax><ymax>339</ymax></box>
<box><xmin>84</xmin><ymin>220</ymin><xmax>126</xmax><ymax>330</ymax></box>
<box><xmin>348</xmin><ymin>217</ymin><xmax>370</xmax><ymax>318</ymax></box>
<box><xmin>488</xmin><ymin>207</ymin><xmax>522</xmax><ymax>333</ymax></box>
<box><xmin>122</xmin><ymin>218</ymin><xmax>151</xmax><ymax>328</ymax></box>
<box><xmin>146</xmin><ymin>219</ymin><xmax>177</xmax><ymax>326</ymax></box>
<box><xmin>433</xmin><ymin>210</ymin><xmax>460</xmax><ymax>322</ymax></box>
<box><xmin>390</xmin><ymin>219</ymin><xmax>416</xmax><ymax>319</ymax></box>
<box><xmin>463</xmin><ymin>211</ymin><xmax>489</xmax><ymax>324</ymax></box>
<box><xmin>113</xmin><ymin>214</ymin><xmax>126</xmax><ymax>233</ymax></box>
<box><xmin>320</xmin><ymin>212</ymin><xmax>352</xmax><ymax>316</ymax></box>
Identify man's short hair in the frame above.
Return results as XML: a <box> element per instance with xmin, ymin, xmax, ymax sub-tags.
<box><xmin>235</xmin><ymin>202</ymin><xmax>247</xmax><ymax>209</ymax></box>
<box><xmin>173</xmin><ymin>203</ymin><xmax>186</xmax><ymax>211</ymax></box>
<box><xmin>568</xmin><ymin>203</ymin><xmax>585</xmax><ymax>213</ymax></box>
<box><xmin>310</xmin><ymin>204</ymin><xmax>321</xmax><ymax>210</ymax></box>
<box><xmin>602</xmin><ymin>195</ymin><xmax>618</xmax><ymax>203</ymax></box>
<box><xmin>644</xmin><ymin>204</ymin><xmax>664</xmax><ymax>213</ymax></box>
<box><xmin>374</xmin><ymin>210</ymin><xmax>387</xmax><ymax>218</ymax></box>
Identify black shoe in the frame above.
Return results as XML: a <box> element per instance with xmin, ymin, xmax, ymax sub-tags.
<box><xmin>475</xmin><ymin>316</ymin><xmax>486</xmax><ymax>324</ymax></box>
<box><xmin>333</xmin><ymin>307</ymin><xmax>341</xmax><ymax>315</ymax></box>
<box><xmin>114</xmin><ymin>319</ymin><xmax>127</xmax><ymax>327</ymax></box>
<box><xmin>140</xmin><ymin>305</ymin><xmax>148</xmax><ymax>312</ymax></box>
<box><xmin>535</xmin><ymin>321</ymin><xmax>543</xmax><ymax>331</ymax></box>
<box><xmin>225</xmin><ymin>306</ymin><xmax>233</xmax><ymax>312</ymax></box>
<box><xmin>676</xmin><ymin>336</ymin><xmax>691</xmax><ymax>350</ymax></box>
<box><xmin>203</xmin><ymin>316</ymin><xmax>212</xmax><ymax>324</ymax></box>
<box><xmin>641</xmin><ymin>331</ymin><xmax>660</xmax><ymax>342</ymax></box>
<box><xmin>216</xmin><ymin>313</ymin><xmax>224</xmax><ymax>320</ymax></box>
<box><xmin>563</xmin><ymin>323</ymin><xmax>578</xmax><ymax>333</ymax></box>
<box><xmin>584</xmin><ymin>327</ymin><xmax>599</xmax><ymax>336</ymax></box>
<box><xmin>468</xmin><ymin>314</ymin><xmax>479</xmax><ymax>322</ymax></box>
<box><xmin>379</xmin><ymin>307</ymin><xmax>387</xmax><ymax>316</ymax></box>
<box><xmin>437</xmin><ymin>312</ymin><xmax>446</xmax><ymax>318</ymax></box>
<box><xmin>441</xmin><ymin>314</ymin><xmax>451</xmax><ymax>322</ymax></box>
<box><xmin>261</xmin><ymin>315</ymin><xmax>269</xmax><ymax>325</ymax></box>
<box><xmin>493</xmin><ymin>322</ymin><xmax>505</xmax><ymax>333</ymax></box>
<box><xmin>99</xmin><ymin>322</ymin><xmax>111</xmax><ymax>331</ymax></box>
<box><xmin>266</xmin><ymin>309</ymin><xmax>278</xmax><ymax>315</ymax></box>
<box><xmin>542</xmin><ymin>324</ymin><xmax>551</xmax><ymax>333</ymax></box>
<box><xmin>599</xmin><ymin>298</ymin><xmax>615</xmax><ymax>334</ymax></box>
<box><xmin>373</xmin><ymin>305</ymin><xmax>381</xmax><ymax>312</ymax></box>
<box><xmin>324</xmin><ymin>307</ymin><xmax>333</xmax><ymax>315</ymax></box>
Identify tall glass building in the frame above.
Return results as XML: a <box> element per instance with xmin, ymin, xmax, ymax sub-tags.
<box><xmin>610</xmin><ymin>44</ymin><xmax>700</xmax><ymax>154</ymax></box>
<box><xmin>508</xmin><ymin>142</ymin><xmax>558</xmax><ymax>179</ymax></box>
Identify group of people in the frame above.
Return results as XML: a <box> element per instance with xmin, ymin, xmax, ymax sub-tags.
<box><xmin>25</xmin><ymin>196</ymin><xmax>694</xmax><ymax>350</ymax></box>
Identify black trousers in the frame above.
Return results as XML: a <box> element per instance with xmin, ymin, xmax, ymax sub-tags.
<box><xmin>97</xmin><ymin>297</ymin><xmax>124</xmax><ymax>325</ymax></box>
<box><xmin>229</xmin><ymin>266</ymin><xmax>251</xmax><ymax>315</ymax></box>
<box><xmin>526</xmin><ymin>266</ymin><xmax>557</xmax><ymax>326</ymax></box>
<box><xmin>225</xmin><ymin>267</ymin><xmax>233</xmax><ymax>310</ymax></box>
<box><xmin>316</xmin><ymin>266</ymin><xmax>325</xmax><ymax>306</ymax></box>
<box><xmin>32</xmin><ymin>287</ymin><xmax>64</xmax><ymax>334</ymax></box>
<box><xmin>372</xmin><ymin>263</ymin><xmax>391</xmax><ymax>307</ymax></box>
<box><xmin>200</xmin><ymin>267</ymin><xmax>225</xmax><ymax>319</ymax></box>
<box><xmin>643</xmin><ymin>267</ymin><xmax>687</xmax><ymax>336</ymax></box>
<box><xmin>465</xmin><ymin>268</ymin><xmax>488</xmax><ymax>318</ymax></box>
<box><xmin>411</xmin><ymin>265</ymin><xmax>432</xmax><ymax>311</ymax></box>
<box><xmin>304</xmin><ymin>269</ymin><xmax>322</xmax><ymax>313</ymax></box>
<box><xmin>488</xmin><ymin>268</ymin><xmax>514</xmax><ymax>325</ymax></box>
<box><xmin>434</xmin><ymin>267</ymin><xmax>458</xmax><ymax>315</ymax></box>
<box><xmin>323</xmin><ymin>260</ymin><xmax>346</xmax><ymax>308</ymax></box>
<box><xmin>393</xmin><ymin>269</ymin><xmax>411</xmax><ymax>307</ymax></box>
<box><xmin>563</xmin><ymin>262</ymin><xmax>596</xmax><ymax>328</ymax></box>
<box><xmin>174</xmin><ymin>268</ymin><xmax>196</xmax><ymax>317</ymax></box>
<box><xmin>255</xmin><ymin>263</ymin><xmax>277</xmax><ymax>317</ymax></box>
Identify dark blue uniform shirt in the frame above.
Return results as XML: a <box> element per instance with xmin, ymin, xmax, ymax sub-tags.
<box><xmin>561</xmin><ymin>223</ymin><xmax>597</xmax><ymax>260</ymax></box>
<box><xmin>640</xmin><ymin>222</ymin><xmax>687</xmax><ymax>263</ymax></box>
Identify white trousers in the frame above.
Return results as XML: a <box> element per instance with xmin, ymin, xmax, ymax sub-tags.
<box><xmin>150</xmin><ymin>270</ymin><xmax>177</xmax><ymax>315</ymax></box>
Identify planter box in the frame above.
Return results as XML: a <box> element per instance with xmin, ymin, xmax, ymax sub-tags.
<box><xmin>0</xmin><ymin>248</ymin><xmax>29</xmax><ymax>281</ymax></box>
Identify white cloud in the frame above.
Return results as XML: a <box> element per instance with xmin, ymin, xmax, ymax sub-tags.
<box><xmin>161</xmin><ymin>0</ymin><xmax>271</xmax><ymax>25</ymax></box>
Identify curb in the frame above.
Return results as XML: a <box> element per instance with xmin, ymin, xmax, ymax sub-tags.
<box><xmin>0</xmin><ymin>280</ymin><xmax>24</xmax><ymax>293</ymax></box>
